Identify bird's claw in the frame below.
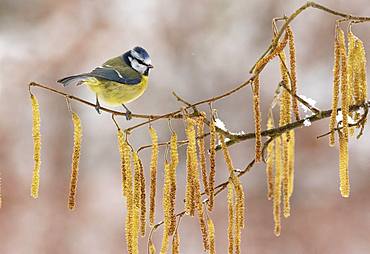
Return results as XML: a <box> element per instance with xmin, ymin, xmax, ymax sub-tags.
<box><xmin>95</xmin><ymin>105</ymin><xmax>101</xmax><ymax>114</ymax></box>
<box><xmin>95</xmin><ymin>95</ymin><xmax>101</xmax><ymax>114</ymax></box>
<box><xmin>125</xmin><ymin>110</ymin><xmax>132</xmax><ymax>121</ymax></box>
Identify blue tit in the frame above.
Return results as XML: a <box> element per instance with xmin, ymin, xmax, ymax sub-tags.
<box><xmin>58</xmin><ymin>46</ymin><xmax>153</xmax><ymax>120</ymax></box>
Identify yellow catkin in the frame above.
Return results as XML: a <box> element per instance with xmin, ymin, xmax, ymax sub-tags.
<box><xmin>124</xmin><ymin>140</ymin><xmax>132</xmax><ymax>198</ymax></box>
<box><xmin>287</xmin><ymin>26</ymin><xmax>300</xmax><ymax>121</ymax></box>
<box><xmin>219</xmin><ymin>134</ymin><xmax>234</xmax><ymax>174</ymax></box>
<box><xmin>254</xmin><ymin>31</ymin><xmax>289</xmax><ymax>73</ymax></box>
<box><xmin>132</xmin><ymin>205</ymin><xmax>140</xmax><ymax>254</ymax></box>
<box><xmin>282</xmin><ymin>135</ymin><xmax>290</xmax><ymax>218</ymax></box>
<box><xmin>123</xmin><ymin>145</ymin><xmax>134</xmax><ymax>254</ymax></box>
<box><xmin>252</xmin><ymin>74</ymin><xmax>262</xmax><ymax>162</ymax></box>
<box><xmin>279</xmin><ymin>51</ymin><xmax>291</xmax><ymax>127</ymax></box>
<box><xmin>208</xmin><ymin>218</ymin><xmax>216</xmax><ymax>254</ymax></box>
<box><xmin>354</xmin><ymin>37</ymin><xmax>368</xmax><ymax>131</ymax></box>
<box><xmin>185</xmin><ymin>149</ymin><xmax>196</xmax><ymax>216</ymax></box>
<box><xmin>227</xmin><ymin>182</ymin><xmax>234</xmax><ymax>254</ymax></box>
<box><xmin>185</xmin><ymin>118</ymin><xmax>197</xmax><ymax>216</ymax></box>
<box><xmin>234</xmin><ymin>182</ymin><xmax>245</xmax><ymax>254</ymax></box>
<box><xmin>266</xmin><ymin>114</ymin><xmax>275</xmax><ymax>200</ymax></box>
<box><xmin>168</xmin><ymin>160</ymin><xmax>177</xmax><ymax>236</ymax></box>
<box><xmin>338</xmin><ymin>29</ymin><xmax>349</xmax><ymax>140</ymax></box>
<box><xmin>149</xmin><ymin>239</ymin><xmax>156</xmax><ymax>254</ymax></box>
<box><xmin>347</xmin><ymin>31</ymin><xmax>357</xmax><ymax>136</ymax></box>
<box><xmin>220</xmin><ymin>132</ymin><xmax>245</xmax><ymax>237</ymax></box>
<box><xmin>288</xmin><ymin>130</ymin><xmax>295</xmax><ymax>197</ymax></box>
<box><xmin>30</xmin><ymin>94</ymin><xmax>41</xmax><ymax>199</ymax></box>
<box><xmin>208</xmin><ymin>118</ymin><xmax>217</xmax><ymax>211</ymax></box>
<box><xmin>279</xmin><ymin>51</ymin><xmax>292</xmax><ymax>218</ymax></box>
<box><xmin>138</xmin><ymin>157</ymin><xmax>146</xmax><ymax>237</ymax></box>
<box><xmin>349</xmin><ymin>33</ymin><xmax>367</xmax><ymax>105</ymax></box>
<box><xmin>132</xmin><ymin>151</ymin><xmax>141</xmax><ymax>248</ymax></box>
<box><xmin>149</xmin><ymin>126</ymin><xmax>159</xmax><ymax>225</ymax></box>
<box><xmin>197</xmin><ymin>114</ymin><xmax>208</xmax><ymax>195</ymax></box>
<box><xmin>185</xmin><ymin>119</ymin><xmax>208</xmax><ymax>249</ymax></box>
<box><xmin>273</xmin><ymin>136</ymin><xmax>282</xmax><ymax>236</ymax></box>
<box><xmin>339</xmin><ymin>131</ymin><xmax>350</xmax><ymax>197</ymax></box>
<box><xmin>117</xmin><ymin>135</ymin><xmax>137</xmax><ymax>254</ymax></box>
<box><xmin>329</xmin><ymin>34</ymin><xmax>341</xmax><ymax>146</ymax></box>
<box><xmin>160</xmin><ymin>163</ymin><xmax>172</xmax><ymax>254</ymax></box>
<box><xmin>237</xmin><ymin>184</ymin><xmax>245</xmax><ymax>230</ymax></box>
<box><xmin>172</xmin><ymin>231</ymin><xmax>180</xmax><ymax>254</ymax></box>
<box><xmin>68</xmin><ymin>112</ymin><xmax>82</xmax><ymax>210</ymax></box>
<box><xmin>338</xmin><ymin>28</ymin><xmax>350</xmax><ymax>198</ymax></box>
<box><xmin>133</xmin><ymin>152</ymin><xmax>141</xmax><ymax>206</ymax></box>
<box><xmin>160</xmin><ymin>231</ymin><xmax>169</xmax><ymax>254</ymax></box>
<box><xmin>117</xmin><ymin>129</ymin><xmax>126</xmax><ymax>196</ymax></box>
<box><xmin>358</xmin><ymin>40</ymin><xmax>367</xmax><ymax>103</ymax></box>
<box><xmin>197</xmin><ymin>208</ymin><xmax>209</xmax><ymax>251</ymax></box>
<box><xmin>348</xmin><ymin>31</ymin><xmax>356</xmax><ymax>103</ymax></box>
<box><xmin>169</xmin><ymin>132</ymin><xmax>178</xmax><ymax>235</ymax></box>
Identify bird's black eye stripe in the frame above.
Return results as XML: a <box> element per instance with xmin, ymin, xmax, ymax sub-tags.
<box><xmin>134</xmin><ymin>57</ymin><xmax>149</xmax><ymax>66</ymax></box>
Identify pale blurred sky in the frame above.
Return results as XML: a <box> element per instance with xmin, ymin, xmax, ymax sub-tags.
<box><xmin>0</xmin><ymin>0</ymin><xmax>369</xmax><ymax>253</ymax></box>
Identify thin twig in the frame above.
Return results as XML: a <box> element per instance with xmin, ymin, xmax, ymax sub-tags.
<box><xmin>316</xmin><ymin>103</ymin><xmax>369</xmax><ymax>139</ymax></box>
<box><xmin>279</xmin><ymin>81</ymin><xmax>320</xmax><ymax>114</ymax></box>
<box><xmin>137</xmin><ymin>133</ymin><xmax>210</xmax><ymax>153</ymax></box>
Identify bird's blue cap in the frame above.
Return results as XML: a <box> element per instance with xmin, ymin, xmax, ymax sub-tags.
<box><xmin>132</xmin><ymin>46</ymin><xmax>150</xmax><ymax>60</ymax></box>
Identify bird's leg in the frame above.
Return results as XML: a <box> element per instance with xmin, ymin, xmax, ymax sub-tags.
<box><xmin>95</xmin><ymin>95</ymin><xmax>101</xmax><ymax>114</ymax></box>
<box><xmin>122</xmin><ymin>104</ymin><xmax>132</xmax><ymax>120</ymax></box>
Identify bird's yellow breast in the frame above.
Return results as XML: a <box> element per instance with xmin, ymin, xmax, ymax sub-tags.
<box><xmin>84</xmin><ymin>76</ymin><xmax>148</xmax><ymax>106</ymax></box>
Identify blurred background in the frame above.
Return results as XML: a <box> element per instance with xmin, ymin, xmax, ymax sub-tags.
<box><xmin>0</xmin><ymin>0</ymin><xmax>369</xmax><ymax>253</ymax></box>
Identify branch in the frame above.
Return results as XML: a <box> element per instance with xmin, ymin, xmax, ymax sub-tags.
<box><xmin>250</xmin><ymin>1</ymin><xmax>370</xmax><ymax>73</ymax></box>
<box><xmin>29</xmin><ymin>82</ymin><xmax>181</xmax><ymax>120</ymax></box>
<box><xmin>151</xmin><ymin>100</ymin><xmax>369</xmax><ymax>231</ymax></box>
<box><xmin>217</xmin><ymin>101</ymin><xmax>370</xmax><ymax>149</ymax></box>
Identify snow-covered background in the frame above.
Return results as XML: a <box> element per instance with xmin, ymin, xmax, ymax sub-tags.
<box><xmin>0</xmin><ymin>0</ymin><xmax>369</xmax><ymax>253</ymax></box>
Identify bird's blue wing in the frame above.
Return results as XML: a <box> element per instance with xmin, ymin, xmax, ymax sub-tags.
<box><xmin>58</xmin><ymin>67</ymin><xmax>141</xmax><ymax>86</ymax></box>
<box><xmin>89</xmin><ymin>67</ymin><xmax>141</xmax><ymax>85</ymax></box>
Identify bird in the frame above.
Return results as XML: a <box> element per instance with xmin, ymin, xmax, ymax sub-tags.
<box><xmin>57</xmin><ymin>46</ymin><xmax>153</xmax><ymax>120</ymax></box>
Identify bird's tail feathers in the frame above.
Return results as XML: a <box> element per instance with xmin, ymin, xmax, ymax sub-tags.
<box><xmin>57</xmin><ymin>74</ymin><xmax>89</xmax><ymax>86</ymax></box>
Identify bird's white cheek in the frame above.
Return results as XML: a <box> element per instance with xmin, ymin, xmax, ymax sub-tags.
<box><xmin>131</xmin><ymin>59</ymin><xmax>147</xmax><ymax>74</ymax></box>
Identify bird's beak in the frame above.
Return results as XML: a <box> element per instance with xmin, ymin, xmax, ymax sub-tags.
<box><xmin>148</xmin><ymin>64</ymin><xmax>154</xmax><ymax>69</ymax></box>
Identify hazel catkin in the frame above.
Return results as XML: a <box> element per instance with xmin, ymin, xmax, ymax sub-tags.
<box><xmin>208</xmin><ymin>218</ymin><xmax>216</xmax><ymax>254</ymax></box>
<box><xmin>185</xmin><ymin>118</ymin><xmax>198</xmax><ymax>216</ymax></box>
<box><xmin>273</xmin><ymin>136</ymin><xmax>282</xmax><ymax>236</ymax></box>
<box><xmin>252</xmin><ymin>75</ymin><xmax>262</xmax><ymax>162</ymax></box>
<box><xmin>266</xmin><ymin>114</ymin><xmax>275</xmax><ymax>200</ymax></box>
<box><xmin>160</xmin><ymin>163</ymin><xmax>172</xmax><ymax>254</ymax></box>
<box><xmin>337</xmin><ymin>28</ymin><xmax>350</xmax><ymax>198</ymax></box>
<box><xmin>227</xmin><ymin>182</ymin><xmax>234</xmax><ymax>254</ymax></box>
<box><xmin>172</xmin><ymin>231</ymin><xmax>180</xmax><ymax>254</ymax></box>
<box><xmin>68</xmin><ymin>112</ymin><xmax>82</xmax><ymax>210</ymax></box>
<box><xmin>197</xmin><ymin>113</ymin><xmax>208</xmax><ymax>195</ymax></box>
<box><xmin>208</xmin><ymin>117</ymin><xmax>217</xmax><ymax>211</ymax></box>
<box><xmin>287</xmin><ymin>26</ymin><xmax>300</xmax><ymax>121</ymax></box>
<box><xmin>169</xmin><ymin>132</ymin><xmax>178</xmax><ymax>235</ymax></box>
<box><xmin>149</xmin><ymin>126</ymin><xmax>159</xmax><ymax>225</ymax></box>
<box><xmin>30</xmin><ymin>94</ymin><xmax>42</xmax><ymax>199</ymax></box>
<box><xmin>138</xmin><ymin>156</ymin><xmax>146</xmax><ymax>236</ymax></box>
<box><xmin>329</xmin><ymin>34</ymin><xmax>341</xmax><ymax>146</ymax></box>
